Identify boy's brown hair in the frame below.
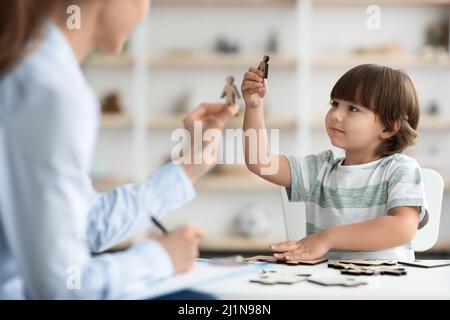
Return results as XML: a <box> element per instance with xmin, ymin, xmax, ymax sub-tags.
<box><xmin>330</xmin><ymin>64</ymin><xmax>420</xmax><ymax>157</ymax></box>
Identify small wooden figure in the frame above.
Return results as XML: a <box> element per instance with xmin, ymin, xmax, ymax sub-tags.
<box><xmin>101</xmin><ymin>91</ymin><xmax>123</xmax><ymax>114</ymax></box>
<box><xmin>221</xmin><ymin>76</ymin><xmax>241</xmax><ymax>105</ymax></box>
<box><xmin>258</xmin><ymin>55</ymin><xmax>270</xmax><ymax>80</ymax></box>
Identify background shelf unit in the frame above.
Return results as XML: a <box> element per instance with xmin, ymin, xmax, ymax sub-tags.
<box><xmin>85</xmin><ymin>0</ymin><xmax>450</xmax><ymax>254</ymax></box>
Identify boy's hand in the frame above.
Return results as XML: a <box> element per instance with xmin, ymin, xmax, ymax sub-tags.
<box><xmin>241</xmin><ymin>67</ymin><xmax>268</xmax><ymax>109</ymax></box>
<box><xmin>270</xmin><ymin>231</ymin><xmax>332</xmax><ymax>261</ymax></box>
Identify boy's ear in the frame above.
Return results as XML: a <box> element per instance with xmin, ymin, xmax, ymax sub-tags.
<box><xmin>381</xmin><ymin>120</ymin><xmax>401</xmax><ymax>139</ymax></box>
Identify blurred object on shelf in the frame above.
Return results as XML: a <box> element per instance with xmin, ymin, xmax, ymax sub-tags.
<box><xmin>425</xmin><ymin>18</ymin><xmax>449</xmax><ymax>50</ymax></box>
<box><xmin>172</xmin><ymin>89</ymin><xmax>192</xmax><ymax>114</ymax></box>
<box><xmin>420</xmin><ymin>18</ymin><xmax>450</xmax><ymax>61</ymax></box>
<box><xmin>215</xmin><ymin>36</ymin><xmax>240</xmax><ymax>53</ymax></box>
<box><xmin>266</xmin><ymin>29</ymin><xmax>279</xmax><ymax>54</ymax></box>
<box><xmin>101</xmin><ymin>91</ymin><xmax>124</xmax><ymax>114</ymax></box>
<box><xmin>234</xmin><ymin>204</ymin><xmax>271</xmax><ymax>238</ymax></box>
<box><xmin>353</xmin><ymin>42</ymin><xmax>403</xmax><ymax>56</ymax></box>
<box><xmin>426</xmin><ymin>100</ymin><xmax>440</xmax><ymax>115</ymax></box>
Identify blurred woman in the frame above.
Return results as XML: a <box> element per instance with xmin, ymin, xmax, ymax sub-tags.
<box><xmin>0</xmin><ymin>0</ymin><xmax>238</xmax><ymax>299</ymax></box>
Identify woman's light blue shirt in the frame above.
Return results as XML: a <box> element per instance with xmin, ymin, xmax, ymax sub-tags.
<box><xmin>0</xmin><ymin>24</ymin><xmax>196</xmax><ymax>299</ymax></box>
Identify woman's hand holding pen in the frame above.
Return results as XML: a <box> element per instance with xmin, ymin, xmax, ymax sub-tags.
<box><xmin>155</xmin><ymin>225</ymin><xmax>206</xmax><ymax>274</ymax></box>
<box><xmin>241</xmin><ymin>67</ymin><xmax>268</xmax><ymax>109</ymax></box>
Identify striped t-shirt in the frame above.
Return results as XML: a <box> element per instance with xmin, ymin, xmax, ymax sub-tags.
<box><xmin>285</xmin><ymin>150</ymin><xmax>428</xmax><ymax>261</ymax></box>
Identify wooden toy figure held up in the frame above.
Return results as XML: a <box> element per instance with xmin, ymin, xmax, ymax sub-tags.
<box><xmin>258</xmin><ymin>55</ymin><xmax>270</xmax><ymax>80</ymax></box>
<box><xmin>221</xmin><ymin>76</ymin><xmax>241</xmax><ymax>105</ymax></box>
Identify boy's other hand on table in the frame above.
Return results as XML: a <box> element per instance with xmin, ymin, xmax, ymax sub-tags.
<box><xmin>241</xmin><ymin>67</ymin><xmax>268</xmax><ymax>109</ymax></box>
<box><xmin>270</xmin><ymin>231</ymin><xmax>332</xmax><ymax>261</ymax></box>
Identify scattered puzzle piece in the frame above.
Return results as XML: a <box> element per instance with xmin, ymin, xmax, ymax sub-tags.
<box><xmin>329</xmin><ymin>261</ymin><xmax>406</xmax><ymax>276</ymax></box>
<box><xmin>341</xmin><ymin>266</ymin><xmax>407</xmax><ymax>276</ymax></box>
<box><xmin>244</xmin><ymin>255</ymin><xmax>328</xmax><ymax>266</ymax></box>
<box><xmin>307</xmin><ymin>276</ymin><xmax>367</xmax><ymax>287</ymax></box>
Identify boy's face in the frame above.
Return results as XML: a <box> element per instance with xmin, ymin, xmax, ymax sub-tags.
<box><xmin>325</xmin><ymin>99</ymin><xmax>386</xmax><ymax>157</ymax></box>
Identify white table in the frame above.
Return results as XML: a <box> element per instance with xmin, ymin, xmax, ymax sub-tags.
<box><xmin>195</xmin><ymin>261</ymin><xmax>450</xmax><ymax>299</ymax></box>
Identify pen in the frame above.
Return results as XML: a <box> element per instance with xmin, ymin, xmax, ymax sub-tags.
<box><xmin>151</xmin><ymin>216</ymin><xmax>168</xmax><ymax>235</ymax></box>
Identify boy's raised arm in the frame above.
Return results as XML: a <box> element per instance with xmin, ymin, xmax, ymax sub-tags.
<box><xmin>242</xmin><ymin>67</ymin><xmax>291</xmax><ymax>187</ymax></box>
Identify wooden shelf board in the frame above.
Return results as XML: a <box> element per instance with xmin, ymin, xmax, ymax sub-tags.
<box><xmin>419</xmin><ymin>116</ymin><xmax>450</xmax><ymax>131</ymax></box>
<box><xmin>197</xmin><ymin>174</ymin><xmax>278</xmax><ymax>191</ymax></box>
<box><xmin>101</xmin><ymin>114</ymin><xmax>133</xmax><ymax>128</ymax></box>
<box><xmin>149</xmin><ymin>53</ymin><xmax>296</xmax><ymax>68</ymax></box>
<box><xmin>82</xmin><ymin>53</ymin><xmax>133</xmax><ymax>68</ymax></box>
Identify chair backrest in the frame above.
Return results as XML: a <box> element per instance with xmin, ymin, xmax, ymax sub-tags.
<box><xmin>412</xmin><ymin>168</ymin><xmax>444</xmax><ymax>251</ymax></box>
<box><xmin>280</xmin><ymin>168</ymin><xmax>444</xmax><ymax>252</ymax></box>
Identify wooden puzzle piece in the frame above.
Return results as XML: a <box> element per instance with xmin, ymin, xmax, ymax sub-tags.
<box><xmin>341</xmin><ymin>266</ymin><xmax>407</xmax><ymax>276</ymax></box>
<box><xmin>262</xmin><ymin>269</ymin><xmax>312</xmax><ymax>277</ymax></box>
<box><xmin>250</xmin><ymin>269</ymin><xmax>311</xmax><ymax>285</ymax></box>
<box><xmin>284</xmin><ymin>258</ymin><xmax>328</xmax><ymax>266</ymax></box>
<box><xmin>244</xmin><ymin>255</ymin><xmax>277</xmax><ymax>263</ymax></box>
<box><xmin>329</xmin><ymin>261</ymin><xmax>406</xmax><ymax>276</ymax></box>
<box><xmin>307</xmin><ymin>276</ymin><xmax>367</xmax><ymax>287</ymax></box>
<box><xmin>338</xmin><ymin>260</ymin><xmax>397</xmax><ymax>266</ymax></box>
<box><xmin>328</xmin><ymin>262</ymin><xmax>361</xmax><ymax>270</ymax></box>
<box><xmin>398</xmin><ymin>260</ymin><xmax>450</xmax><ymax>268</ymax></box>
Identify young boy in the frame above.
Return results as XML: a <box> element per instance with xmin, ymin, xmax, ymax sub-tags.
<box><xmin>242</xmin><ymin>64</ymin><xmax>428</xmax><ymax>261</ymax></box>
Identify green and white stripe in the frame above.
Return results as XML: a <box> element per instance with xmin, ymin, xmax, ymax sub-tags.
<box><xmin>286</xmin><ymin>150</ymin><xmax>428</xmax><ymax>261</ymax></box>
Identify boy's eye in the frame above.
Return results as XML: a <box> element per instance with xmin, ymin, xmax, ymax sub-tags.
<box><xmin>349</xmin><ymin>105</ymin><xmax>359</xmax><ymax>112</ymax></box>
<box><xmin>330</xmin><ymin>100</ymin><xmax>339</xmax><ymax>108</ymax></box>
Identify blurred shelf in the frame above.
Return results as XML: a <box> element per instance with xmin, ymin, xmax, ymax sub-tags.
<box><xmin>101</xmin><ymin>114</ymin><xmax>133</xmax><ymax>129</ymax></box>
<box><xmin>147</xmin><ymin>113</ymin><xmax>297</xmax><ymax>129</ymax></box>
<box><xmin>315</xmin><ymin>0</ymin><xmax>450</xmax><ymax>5</ymax></box>
<box><xmin>92</xmin><ymin>177</ymin><xmax>131</xmax><ymax>192</ymax></box>
<box><xmin>200</xmin><ymin>236</ymin><xmax>284</xmax><ymax>253</ymax></box>
<box><xmin>419</xmin><ymin>116</ymin><xmax>450</xmax><ymax>131</ymax></box>
<box><xmin>149</xmin><ymin>53</ymin><xmax>296</xmax><ymax>68</ymax></box>
<box><xmin>153</xmin><ymin>0</ymin><xmax>295</xmax><ymax>6</ymax></box>
<box><xmin>313</xmin><ymin>54</ymin><xmax>450</xmax><ymax>68</ymax></box>
<box><xmin>196</xmin><ymin>174</ymin><xmax>278</xmax><ymax>192</ymax></box>
<box><xmin>82</xmin><ymin>53</ymin><xmax>450</xmax><ymax>69</ymax></box>
<box><xmin>82</xmin><ymin>53</ymin><xmax>133</xmax><ymax>68</ymax></box>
